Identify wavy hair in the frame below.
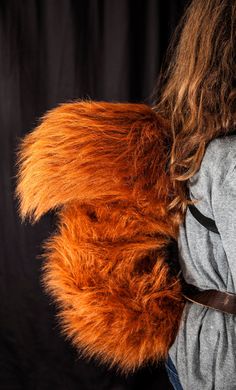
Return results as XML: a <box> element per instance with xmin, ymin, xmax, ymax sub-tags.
<box><xmin>151</xmin><ymin>0</ymin><xmax>236</xmax><ymax>213</ymax></box>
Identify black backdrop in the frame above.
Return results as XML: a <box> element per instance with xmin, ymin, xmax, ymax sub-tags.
<box><xmin>0</xmin><ymin>1</ymin><xmax>188</xmax><ymax>389</ymax></box>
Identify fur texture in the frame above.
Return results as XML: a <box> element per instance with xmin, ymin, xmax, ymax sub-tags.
<box><xmin>14</xmin><ymin>99</ymin><xmax>186</xmax><ymax>375</ymax></box>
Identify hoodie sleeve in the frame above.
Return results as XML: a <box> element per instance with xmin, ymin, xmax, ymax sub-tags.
<box><xmin>211</xmin><ymin>145</ymin><xmax>236</xmax><ymax>290</ymax></box>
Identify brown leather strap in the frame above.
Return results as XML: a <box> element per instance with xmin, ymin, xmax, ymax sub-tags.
<box><xmin>182</xmin><ymin>282</ymin><xmax>236</xmax><ymax>315</ymax></box>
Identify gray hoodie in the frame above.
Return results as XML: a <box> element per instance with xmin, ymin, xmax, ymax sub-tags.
<box><xmin>168</xmin><ymin>134</ymin><xmax>236</xmax><ymax>390</ymax></box>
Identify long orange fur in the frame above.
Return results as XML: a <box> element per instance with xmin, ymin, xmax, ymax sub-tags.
<box><xmin>14</xmin><ymin>99</ymin><xmax>186</xmax><ymax>375</ymax></box>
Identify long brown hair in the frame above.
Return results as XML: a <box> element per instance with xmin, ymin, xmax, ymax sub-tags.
<box><xmin>151</xmin><ymin>0</ymin><xmax>236</xmax><ymax>213</ymax></box>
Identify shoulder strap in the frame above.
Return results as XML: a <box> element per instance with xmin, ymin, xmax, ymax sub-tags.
<box><xmin>188</xmin><ymin>204</ymin><xmax>219</xmax><ymax>234</ymax></box>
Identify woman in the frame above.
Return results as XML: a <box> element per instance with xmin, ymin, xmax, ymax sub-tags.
<box><xmin>151</xmin><ymin>0</ymin><xmax>236</xmax><ymax>388</ymax></box>
<box><xmin>14</xmin><ymin>1</ymin><xmax>236</xmax><ymax>388</ymax></box>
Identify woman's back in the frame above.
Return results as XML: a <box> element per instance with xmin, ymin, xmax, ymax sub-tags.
<box><xmin>169</xmin><ymin>134</ymin><xmax>236</xmax><ymax>389</ymax></box>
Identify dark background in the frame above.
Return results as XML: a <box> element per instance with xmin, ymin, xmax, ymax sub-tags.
<box><xmin>0</xmin><ymin>1</ymin><xmax>188</xmax><ymax>389</ymax></box>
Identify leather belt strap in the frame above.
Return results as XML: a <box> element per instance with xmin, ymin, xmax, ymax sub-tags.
<box><xmin>182</xmin><ymin>281</ymin><xmax>236</xmax><ymax>315</ymax></box>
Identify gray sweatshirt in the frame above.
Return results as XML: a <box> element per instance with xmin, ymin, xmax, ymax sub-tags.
<box><xmin>168</xmin><ymin>134</ymin><xmax>236</xmax><ymax>390</ymax></box>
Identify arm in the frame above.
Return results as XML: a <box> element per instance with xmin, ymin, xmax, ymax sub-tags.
<box><xmin>212</xmin><ymin>155</ymin><xmax>236</xmax><ymax>289</ymax></box>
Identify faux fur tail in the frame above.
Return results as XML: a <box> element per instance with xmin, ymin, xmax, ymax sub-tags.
<box><xmin>14</xmin><ymin>99</ymin><xmax>185</xmax><ymax>375</ymax></box>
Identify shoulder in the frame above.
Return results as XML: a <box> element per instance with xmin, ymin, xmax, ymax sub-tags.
<box><xmin>204</xmin><ymin>134</ymin><xmax>236</xmax><ymax>162</ymax></box>
<box><xmin>189</xmin><ymin>134</ymin><xmax>236</xmax><ymax>188</ymax></box>
<box><xmin>187</xmin><ymin>134</ymin><xmax>236</xmax><ymax>216</ymax></box>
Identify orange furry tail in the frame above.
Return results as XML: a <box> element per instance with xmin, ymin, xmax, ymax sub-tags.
<box><xmin>14</xmin><ymin>99</ymin><xmax>185</xmax><ymax>375</ymax></box>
